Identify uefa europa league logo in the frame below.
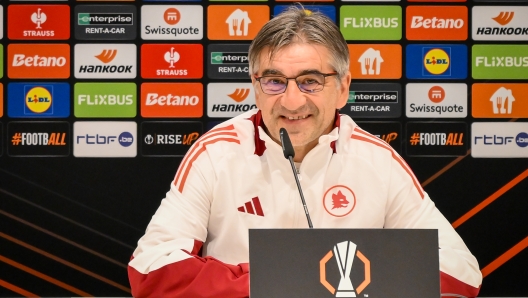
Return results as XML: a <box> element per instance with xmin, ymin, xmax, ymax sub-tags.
<box><xmin>320</xmin><ymin>241</ymin><xmax>370</xmax><ymax>297</ymax></box>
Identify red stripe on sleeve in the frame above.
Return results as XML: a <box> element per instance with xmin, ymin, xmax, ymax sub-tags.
<box><xmin>245</xmin><ymin>201</ymin><xmax>254</xmax><ymax>215</ymax></box>
<box><xmin>440</xmin><ymin>271</ymin><xmax>480</xmax><ymax>298</ymax></box>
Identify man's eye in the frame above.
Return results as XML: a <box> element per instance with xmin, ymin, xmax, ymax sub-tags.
<box><xmin>268</xmin><ymin>78</ymin><xmax>285</xmax><ymax>84</ymax></box>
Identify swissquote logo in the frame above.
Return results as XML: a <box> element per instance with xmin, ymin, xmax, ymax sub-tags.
<box><xmin>141</xmin><ymin>83</ymin><xmax>203</xmax><ymax>118</ymax></box>
<box><xmin>7</xmin><ymin>5</ymin><xmax>70</xmax><ymax>40</ymax></box>
<box><xmin>323</xmin><ymin>185</ymin><xmax>356</xmax><ymax>217</ymax></box>
<box><xmin>141</xmin><ymin>44</ymin><xmax>203</xmax><ymax>79</ymax></box>
<box><xmin>207</xmin><ymin>83</ymin><xmax>256</xmax><ymax>118</ymax></box>
<box><xmin>8</xmin><ymin>44</ymin><xmax>70</xmax><ymax>79</ymax></box>
<box><xmin>472</xmin><ymin>84</ymin><xmax>528</xmax><ymax>118</ymax></box>
<box><xmin>320</xmin><ymin>241</ymin><xmax>371</xmax><ymax>297</ymax></box>
<box><xmin>406</xmin><ymin>6</ymin><xmax>467</xmax><ymax>40</ymax></box>
<box><xmin>238</xmin><ymin>197</ymin><xmax>264</xmax><ymax>216</ymax></box>
<box><xmin>75</xmin><ymin>44</ymin><xmax>136</xmax><ymax>79</ymax></box>
<box><xmin>141</xmin><ymin>5</ymin><xmax>203</xmax><ymax>40</ymax></box>
<box><xmin>473</xmin><ymin>7</ymin><xmax>528</xmax><ymax>40</ymax></box>
<box><xmin>406</xmin><ymin>83</ymin><xmax>467</xmax><ymax>118</ymax></box>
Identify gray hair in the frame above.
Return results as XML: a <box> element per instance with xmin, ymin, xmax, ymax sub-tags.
<box><xmin>248</xmin><ymin>6</ymin><xmax>350</xmax><ymax>80</ymax></box>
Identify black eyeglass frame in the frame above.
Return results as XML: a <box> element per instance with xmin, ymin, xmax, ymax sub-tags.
<box><xmin>254</xmin><ymin>72</ymin><xmax>338</xmax><ymax>95</ymax></box>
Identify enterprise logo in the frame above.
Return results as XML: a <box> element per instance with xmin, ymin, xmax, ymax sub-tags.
<box><xmin>78</xmin><ymin>13</ymin><xmax>133</xmax><ymax>25</ymax></box>
<box><xmin>344</xmin><ymin>83</ymin><xmax>401</xmax><ymax>118</ymax></box>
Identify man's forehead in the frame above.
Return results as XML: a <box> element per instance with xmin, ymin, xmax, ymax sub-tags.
<box><xmin>256</xmin><ymin>44</ymin><xmax>332</xmax><ymax>74</ymax></box>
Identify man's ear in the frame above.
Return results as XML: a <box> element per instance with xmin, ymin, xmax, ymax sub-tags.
<box><xmin>336</xmin><ymin>71</ymin><xmax>352</xmax><ymax>109</ymax></box>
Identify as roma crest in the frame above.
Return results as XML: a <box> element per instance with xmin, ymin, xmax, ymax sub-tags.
<box><xmin>323</xmin><ymin>185</ymin><xmax>356</xmax><ymax>217</ymax></box>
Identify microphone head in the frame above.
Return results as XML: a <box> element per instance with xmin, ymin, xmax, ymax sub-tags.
<box><xmin>279</xmin><ymin>128</ymin><xmax>295</xmax><ymax>159</ymax></box>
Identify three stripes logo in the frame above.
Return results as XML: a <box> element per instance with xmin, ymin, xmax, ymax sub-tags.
<box><xmin>237</xmin><ymin>197</ymin><xmax>264</xmax><ymax>217</ymax></box>
<box><xmin>492</xmin><ymin>12</ymin><xmax>514</xmax><ymax>26</ymax></box>
<box><xmin>227</xmin><ymin>89</ymin><xmax>250</xmax><ymax>102</ymax></box>
<box><xmin>95</xmin><ymin>49</ymin><xmax>117</xmax><ymax>63</ymax></box>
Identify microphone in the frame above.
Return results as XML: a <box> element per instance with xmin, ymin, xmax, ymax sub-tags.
<box><xmin>279</xmin><ymin>128</ymin><xmax>313</xmax><ymax>229</ymax></box>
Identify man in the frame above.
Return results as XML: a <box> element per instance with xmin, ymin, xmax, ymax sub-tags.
<box><xmin>128</xmin><ymin>7</ymin><xmax>482</xmax><ymax>297</ymax></box>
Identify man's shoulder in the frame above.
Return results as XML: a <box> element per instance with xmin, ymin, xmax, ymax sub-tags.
<box><xmin>337</xmin><ymin>114</ymin><xmax>395</xmax><ymax>158</ymax></box>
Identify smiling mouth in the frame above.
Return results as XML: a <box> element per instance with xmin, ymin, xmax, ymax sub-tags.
<box><xmin>283</xmin><ymin>115</ymin><xmax>309</xmax><ymax>120</ymax></box>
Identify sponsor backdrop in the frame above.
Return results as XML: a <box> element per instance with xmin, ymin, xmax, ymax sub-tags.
<box><xmin>0</xmin><ymin>0</ymin><xmax>527</xmax><ymax>297</ymax></box>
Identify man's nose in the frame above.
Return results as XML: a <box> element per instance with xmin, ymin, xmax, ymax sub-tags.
<box><xmin>280</xmin><ymin>79</ymin><xmax>307</xmax><ymax>111</ymax></box>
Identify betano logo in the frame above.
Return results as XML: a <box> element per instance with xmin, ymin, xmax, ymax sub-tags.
<box><xmin>95</xmin><ymin>49</ymin><xmax>117</xmax><ymax>63</ymax></box>
<box><xmin>228</xmin><ymin>89</ymin><xmax>250</xmax><ymax>102</ymax></box>
<box><xmin>141</xmin><ymin>83</ymin><xmax>203</xmax><ymax>118</ymax></box>
<box><xmin>472</xmin><ymin>84</ymin><xmax>528</xmax><ymax>118</ymax></box>
<box><xmin>406</xmin><ymin>6</ymin><xmax>467</xmax><ymax>40</ymax></box>
<box><xmin>164</xmin><ymin>8</ymin><xmax>180</xmax><ymax>25</ymax></box>
<box><xmin>424</xmin><ymin>48</ymin><xmax>450</xmax><ymax>75</ymax></box>
<box><xmin>8</xmin><ymin>44</ymin><xmax>70</xmax><ymax>78</ymax></box>
<box><xmin>493</xmin><ymin>12</ymin><xmax>514</xmax><ymax>26</ymax></box>
<box><xmin>26</xmin><ymin>86</ymin><xmax>52</xmax><ymax>114</ymax></box>
<box><xmin>320</xmin><ymin>241</ymin><xmax>370</xmax><ymax>297</ymax></box>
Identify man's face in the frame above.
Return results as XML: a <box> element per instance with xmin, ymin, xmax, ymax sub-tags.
<box><xmin>251</xmin><ymin>43</ymin><xmax>351</xmax><ymax>148</ymax></box>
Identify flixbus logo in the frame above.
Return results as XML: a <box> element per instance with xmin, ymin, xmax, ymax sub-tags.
<box><xmin>340</xmin><ymin>6</ymin><xmax>402</xmax><ymax>40</ymax></box>
<box><xmin>472</xmin><ymin>45</ymin><xmax>528</xmax><ymax>79</ymax></box>
<box><xmin>8</xmin><ymin>44</ymin><xmax>70</xmax><ymax>79</ymax></box>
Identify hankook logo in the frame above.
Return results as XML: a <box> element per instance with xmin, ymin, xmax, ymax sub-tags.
<box><xmin>473</xmin><ymin>7</ymin><xmax>528</xmax><ymax>41</ymax></box>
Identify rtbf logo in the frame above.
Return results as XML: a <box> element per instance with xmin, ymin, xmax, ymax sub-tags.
<box><xmin>74</xmin><ymin>121</ymin><xmax>136</xmax><ymax>157</ymax></box>
<box><xmin>472</xmin><ymin>122</ymin><xmax>528</xmax><ymax>158</ymax></box>
<box><xmin>406</xmin><ymin>6</ymin><xmax>467</xmax><ymax>40</ymax></box>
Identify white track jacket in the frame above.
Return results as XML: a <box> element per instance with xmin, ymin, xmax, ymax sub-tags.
<box><xmin>128</xmin><ymin>109</ymin><xmax>482</xmax><ymax>297</ymax></box>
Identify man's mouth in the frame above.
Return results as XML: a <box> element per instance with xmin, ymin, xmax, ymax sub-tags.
<box><xmin>283</xmin><ymin>115</ymin><xmax>309</xmax><ymax>120</ymax></box>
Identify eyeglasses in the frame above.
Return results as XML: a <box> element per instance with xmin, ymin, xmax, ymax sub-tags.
<box><xmin>254</xmin><ymin>72</ymin><xmax>338</xmax><ymax>95</ymax></box>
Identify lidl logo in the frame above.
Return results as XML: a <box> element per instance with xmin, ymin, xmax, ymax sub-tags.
<box><xmin>74</xmin><ymin>121</ymin><xmax>137</xmax><ymax>157</ymax></box>
<box><xmin>348</xmin><ymin>44</ymin><xmax>401</xmax><ymax>79</ymax></box>
<box><xmin>7</xmin><ymin>83</ymin><xmax>70</xmax><ymax>118</ymax></box>
<box><xmin>406</xmin><ymin>44</ymin><xmax>467</xmax><ymax>79</ymax></box>
<box><xmin>472</xmin><ymin>45</ymin><xmax>528</xmax><ymax>79</ymax></box>
<box><xmin>141</xmin><ymin>83</ymin><xmax>203</xmax><ymax>118</ymax></box>
<box><xmin>141</xmin><ymin>5</ymin><xmax>203</xmax><ymax>40</ymax></box>
<box><xmin>340</xmin><ymin>6</ymin><xmax>402</xmax><ymax>40</ymax></box>
<box><xmin>74</xmin><ymin>83</ymin><xmax>136</xmax><ymax>118</ymax></box>
<box><xmin>74</xmin><ymin>44</ymin><xmax>136</xmax><ymax>79</ymax></box>
<box><xmin>473</xmin><ymin>7</ymin><xmax>528</xmax><ymax>41</ymax></box>
<box><xmin>424</xmin><ymin>48</ymin><xmax>450</xmax><ymax>75</ymax></box>
<box><xmin>8</xmin><ymin>44</ymin><xmax>70</xmax><ymax>79</ymax></box>
<box><xmin>207</xmin><ymin>83</ymin><xmax>256</xmax><ymax>118</ymax></box>
<box><xmin>406</xmin><ymin>6</ymin><xmax>467</xmax><ymax>40</ymax></box>
<box><xmin>406</xmin><ymin>83</ymin><xmax>467</xmax><ymax>118</ymax></box>
<box><xmin>207</xmin><ymin>6</ymin><xmax>269</xmax><ymax>40</ymax></box>
<box><xmin>141</xmin><ymin>44</ymin><xmax>203</xmax><ymax>79</ymax></box>
<box><xmin>8</xmin><ymin>5</ymin><xmax>70</xmax><ymax>40</ymax></box>
<box><xmin>274</xmin><ymin>6</ymin><xmax>336</xmax><ymax>22</ymax></box>
<box><xmin>472</xmin><ymin>84</ymin><xmax>528</xmax><ymax>118</ymax></box>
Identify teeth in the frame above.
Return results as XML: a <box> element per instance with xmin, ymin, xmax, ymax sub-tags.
<box><xmin>287</xmin><ymin>115</ymin><xmax>308</xmax><ymax>120</ymax></box>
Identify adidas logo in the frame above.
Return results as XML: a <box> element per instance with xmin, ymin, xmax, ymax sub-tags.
<box><xmin>237</xmin><ymin>197</ymin><xmax>264</xmax><ymax>216</ymax></box>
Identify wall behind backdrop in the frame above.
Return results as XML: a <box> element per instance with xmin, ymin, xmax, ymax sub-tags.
<box><xmin>0</xmin><ymin>0</ymin><xmax>527</xmax><ymax>296</ymax></box>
